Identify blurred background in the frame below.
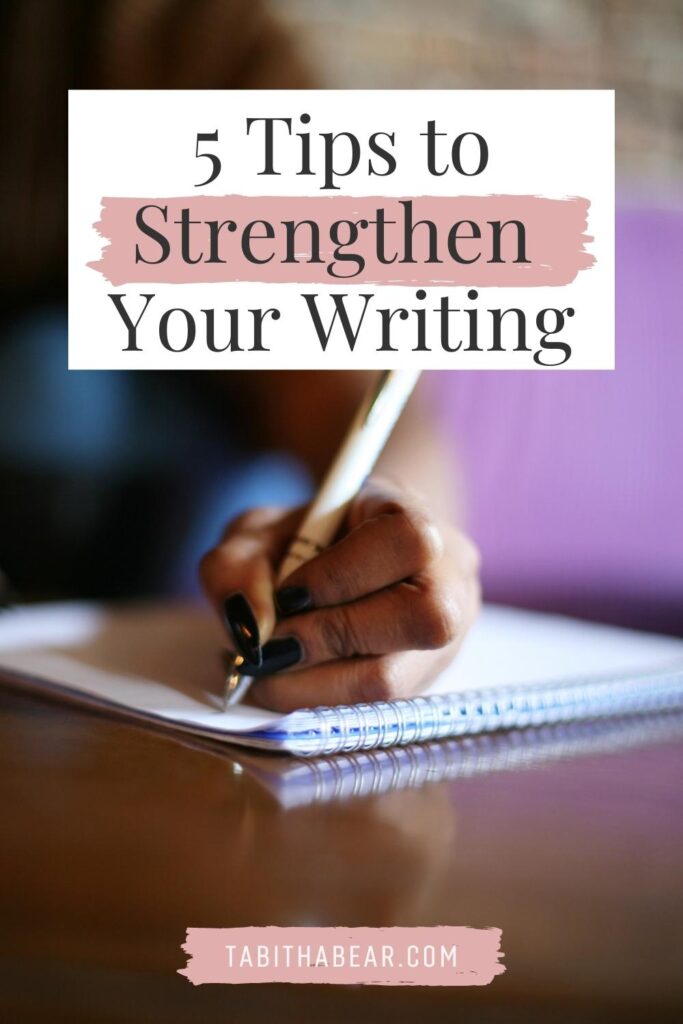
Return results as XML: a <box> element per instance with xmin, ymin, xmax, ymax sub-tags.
<box><xmin>273</xmin><ymin>0</ymin><xmax>683</xmax><ymax>190</ymax></box>
<box><xmin>1</xmin><ymin>0</ymin><xmax>681</xmax><ymax>633</ymax></box>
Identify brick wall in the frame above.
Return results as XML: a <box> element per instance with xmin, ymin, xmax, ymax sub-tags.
<box><xmin>270</xmin><ymin>0</ymin><xmax>683</xmax><ymax>184</ymax></box>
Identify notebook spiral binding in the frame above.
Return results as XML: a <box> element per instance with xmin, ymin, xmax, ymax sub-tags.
<box><xmin>284</xmin><ymin>663</ymin><xmax>683</xmax><ymax>757</ymax></box>
<box><xmin>276</xmin><ymin>711</ymin><xmax>683</xmax><ymax>807</ymax></box>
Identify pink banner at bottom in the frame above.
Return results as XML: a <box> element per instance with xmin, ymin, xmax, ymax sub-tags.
<box><xmin>179</xmin><ymin>926</ymin><xmax>504</xmax><ymax>986</ymax></box>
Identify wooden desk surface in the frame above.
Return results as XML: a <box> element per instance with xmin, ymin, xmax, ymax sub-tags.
<box><xmin>1</xmin><ymin>684</ymin><xmax>681</xmax><ymax>1023</ymax></box>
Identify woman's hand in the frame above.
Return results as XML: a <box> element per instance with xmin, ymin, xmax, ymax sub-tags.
<box><xmin>199</xmin><ymin>477</ymin><xmax>480</xmax><ymax>712</ymax></box>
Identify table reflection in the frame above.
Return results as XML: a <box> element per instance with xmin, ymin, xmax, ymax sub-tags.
<box><xmin>229</xmin><ymin>711</ymin><xmax>683</xmax><ymax>808</ymax></box>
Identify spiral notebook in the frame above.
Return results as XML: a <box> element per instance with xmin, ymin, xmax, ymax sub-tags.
<box><xmin>0</xmin><ymin>602</ymin><xmax>682</xmax><ymax>757</ymax></box>
<box><xmin>230</xmin><ymin>712</ymin><xmax>683</xmax><ymax>807</ymax></box>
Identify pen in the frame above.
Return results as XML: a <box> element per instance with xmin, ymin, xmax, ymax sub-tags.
<box><xmin>223</xmin><ymin>368</ymin><xmax>422</xmax><ymax>707</ymax></box>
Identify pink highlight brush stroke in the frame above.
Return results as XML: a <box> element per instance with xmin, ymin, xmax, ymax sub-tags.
<box><xmin>179</xmin><ymin>925</ymin><xmax>505</xmax><ymax>986</ymax></box>
<box><xmin>90</xmin><ymin>195</ymin><xmax>593</xmax><ymax>287</ymax></box>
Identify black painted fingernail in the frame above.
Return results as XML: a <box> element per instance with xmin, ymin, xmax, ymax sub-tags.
<box><xmin>275</xmin><ymin>585</ymin><xmax>312</xmax><ymax>616</ymax></box>
<box><xmin>223</xmin><ymin>593</ymin><xmax>262</xmax><ymax>667</ymax></box>
<box><xmin>239</xmin><ymin>637</ymin><xmax>302</xmax><ymax>677</ymax></box>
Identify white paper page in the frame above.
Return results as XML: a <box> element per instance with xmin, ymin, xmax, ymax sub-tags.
<box><xmin>430</xmin><ymin>605</ymin><xmax>683</xmax><ymax>693</ymax></box>
<box><xmin>0</xmin><ymin>603</ymin><xmax>681</xmax><ymax>740</ymax></box>
<box><xmin>0</xmin><ymin>602</ymin><xmax>283</xmax><ymax>733</ymax></box>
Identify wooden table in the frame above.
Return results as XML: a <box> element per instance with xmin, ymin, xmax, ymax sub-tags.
<box><xmin>1</xmin><ymin>682</ymin><xmax>681</xmax><ymax>1023</ymax></box>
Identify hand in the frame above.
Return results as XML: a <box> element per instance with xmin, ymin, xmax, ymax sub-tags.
<box><xmin>199</xmin><ymin>478</ymin><xmax>480</xmax><ymax>712</ymax></box>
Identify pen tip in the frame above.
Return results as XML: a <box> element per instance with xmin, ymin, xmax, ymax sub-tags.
<box><xmin>221</xmin><ymin>650</ymin><xmax>250</xmax><ymax>708</ymax></box>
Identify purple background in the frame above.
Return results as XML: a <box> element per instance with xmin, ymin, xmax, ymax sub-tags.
<box><xmin>433</xmin><ymin>207</ymin><xmax>683</xmax><ymax>634</ymax></box>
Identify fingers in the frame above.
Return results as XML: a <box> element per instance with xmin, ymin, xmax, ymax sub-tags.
<box><xmin>270</xmin><ymin>575</ymin><xmax>462</xmax><ymax>669</ymax></box>
<box><xmin>250</xmin><ymin>650</ymin><xmax>437</xmax><ymax>713</ymax></box>
<box><xmin>199</xmin><ymin>481</ymin><xmax>482</xmax><ymax>713</ymax></box>
<box><xmin>276</xmin><ymin>483</ymin><xmax>443</xmax><ymax>609</ymax></box>
<box><xmin>199</xmin><ymin>505</ymin><xmax>304</xmax><ymax>660</ymax></box>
